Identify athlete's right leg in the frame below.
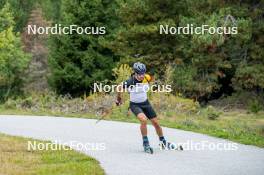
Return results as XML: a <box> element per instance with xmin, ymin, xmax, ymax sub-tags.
<box><xmin>137</xmin><ymin>113</ymin><xmax>153</xmax><ymax>153</ymax></box>
<box><xmin>130</xmin><ymin>103</ymin><xmax>148</xmax><ymax>139</ymax></box>
<box><xmin>130</xmin><ymin>103</ymin><xmax>152</xmax><ymax>152</ymax></box>
<box><xmin>137</xmin><ymin>113</ymin><xmax>148</xmax><ymax>137</ymax></box>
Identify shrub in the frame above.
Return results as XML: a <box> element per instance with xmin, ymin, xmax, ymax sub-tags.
<box><xmin>21</xmin><ymin>97</ymin><xmax>33</xmax><ymax>108</ymax></box>
<box><xmin>112</xmin><ymin>64</ymin><xmax>132</xmax><ymax>83</ymax></box>
<box><xmin>206</xmin><ymin>105</ymin><xmax>220</xmax><ymax>120</ymax></box>
<box><xmin>3</xmin><ymin>98</ymin><xmax>17</xmax><ymax>109</ymax></box>
<box><xmin>248</xmin><ymin>99</ymin><xmax>263</xmax><ymax>114</ymax></box>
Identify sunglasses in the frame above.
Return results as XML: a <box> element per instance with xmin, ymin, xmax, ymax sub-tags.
<box><xmin>135</xmin><ymin>73</ymin><xmax>145</xmax><ymax>77</ymax></box>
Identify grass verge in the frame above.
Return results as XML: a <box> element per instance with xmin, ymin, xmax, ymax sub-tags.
<box><xmin>0</xmin><ymin>133</ymin><xmax>105</xmax><ymax>175</ymax></box>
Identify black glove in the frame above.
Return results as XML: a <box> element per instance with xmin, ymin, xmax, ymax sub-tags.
<box><xmin>116</xmin><ymin>96</ymin><xmax>122</xmax><ymax>106</ymax></box>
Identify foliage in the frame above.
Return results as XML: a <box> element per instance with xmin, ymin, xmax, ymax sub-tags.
<box><xmin>171</xmin><ymin>65</ymin><xmax>220</xmax><ymax>99</ymax></box>
<box><xmin>233</xmin><ymin>63</ymin><xmax>264</xmax><ymax>90</ymax></box>
<box><xmin>0</xmin><ymin>3</ymin><xmax>30</xmax><ymax>101</ymax></box>
<box><xmin>0</xmin><ymin>0</ymin><xmax>35</xmax><ymax>32</ymax></box>
<box><xmin>105</xmin><ymin>0</ymin><xmax>264</xmax><ymax>100</ymax></box>
<box><xmin>48</xmin><ymin>0</ymin><xmax>119</xmax><ymax>96</ymax></box>
<box><xmin>112</xmin><ymin>64</ymin><xmax>133</xmax><ymax>83</ymax></box>
<box><xmin>205</xmin><ymin>105</ymin><xmax>221</xmax><ymax>120</ymax></box>
<box><xmin>0</xmin><ymin>0</ymin><xmax>263</xmax><ymax>107</ymax></box>
<box><xmin>248</xmin><ymin>99</ymin><xmax>263</xmax><ymax>114</ymax></box>
<box><xmin>38</xmin><ymin>0</ymin><xmax>62</xmax><ymax>21</ymax></box>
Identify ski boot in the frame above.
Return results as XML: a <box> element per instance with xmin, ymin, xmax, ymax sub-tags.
<box><xmin>144</xmin><ymin>145</ymin><xmax>154</xmax><ymax>154</ymax></box>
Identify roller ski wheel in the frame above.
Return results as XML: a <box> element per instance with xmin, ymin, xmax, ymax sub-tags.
<box><xmin>160</xmin><ymin>142</ymin><xmax>184</xmax><ymax>151</ymax></box>
<box><xmin>178</xmin><ymin>145</ymin><xmax>184</xmax><ymax>151</ymax></box>
<box><xmin>144</xmin><ymin>145</ymin><xmax>154</xmax><ymax>154</ymax></box>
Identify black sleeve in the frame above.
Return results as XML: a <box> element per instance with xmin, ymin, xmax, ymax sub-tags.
<box><xmin>122</xmin><ymin>77</ymin><xmax>134</xmax><ymax>89</ymax></box>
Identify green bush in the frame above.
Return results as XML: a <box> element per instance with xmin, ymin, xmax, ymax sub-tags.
<box><xmin>20</xmin><ymin>97</ymin><xmax>33</xmax><ymax>108</ymax></box>
<box><xmin>248</xmin><ymin>99</ymin><xmax>263</xmax><ymax>114</ymax></box>
<box><xmin>3</xmin><ymin>98</ymin><xmax>17</xmax><ymax>109</ymax></box>
<box><xmin>206</xmin><ymin>105</ymin><xmax>220</xmax><ymax>120</ymax></box>
<box><xmin>112</xmin><ymin>64</ymin><xmax>133</xmax><ymax>83</ymax></box>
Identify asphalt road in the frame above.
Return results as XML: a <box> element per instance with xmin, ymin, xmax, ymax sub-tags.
<box><xmin>0</xmin><ymin>115</ymin><xmax>263</xmax><ymax>175</ymax></box>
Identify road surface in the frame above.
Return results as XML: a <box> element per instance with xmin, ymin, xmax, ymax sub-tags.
<box><xmin>0</xmin><ymin>115</ymin><xmax>263</xmax><ymax>175</ymax></box>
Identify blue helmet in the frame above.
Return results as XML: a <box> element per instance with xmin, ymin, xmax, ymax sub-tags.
<box><xmin>133</xmin><ymin>62</ymin><xmax>146</xmax><ymax>74</ymax></box>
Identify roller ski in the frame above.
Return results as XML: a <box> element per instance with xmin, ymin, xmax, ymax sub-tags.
<box><xmin>159</xmin><ymin>141</ymin><xmax>183</xmax><ymax>151</ymax></box>
<box><xmin>144</xmin><ymin>145</ymin><xmax>154</xmax><ymax>154</ymax></box>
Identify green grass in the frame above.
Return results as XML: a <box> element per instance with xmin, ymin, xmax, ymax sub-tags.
<box><xmin>0</xmin><ymin>133</ymin><xmax>105</xmax><ymax>175</ymax></box>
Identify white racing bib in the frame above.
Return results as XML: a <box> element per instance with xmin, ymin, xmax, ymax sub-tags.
<box><xmin>128</xmin><ymin>83</ymin><xmax>149</xmax><ymax>103</ymax></box>
<box><xmin>123</xmin><ymin>74</ymin><xmax>152</xmax><ymax>103</ymax></box>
